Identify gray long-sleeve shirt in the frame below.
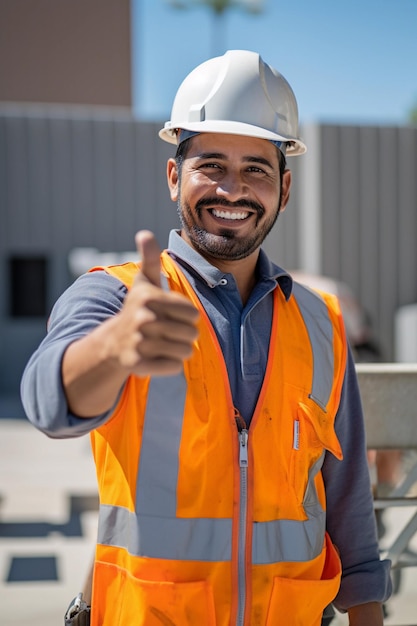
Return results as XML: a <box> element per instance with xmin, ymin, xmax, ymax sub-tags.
<box><xmin>21</xmin><ymin>230</ymin><xmax>392</xmax><ymax>611</ymax></box>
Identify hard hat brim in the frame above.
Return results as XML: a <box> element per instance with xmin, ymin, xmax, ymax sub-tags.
<box><xmin>159</xmin><ymin>120</ymin><xmax>306</xmax><ymax>156</ymax></box>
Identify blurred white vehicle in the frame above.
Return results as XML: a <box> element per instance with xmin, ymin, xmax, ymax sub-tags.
<box><xmin>291</xmin><ymin>272</ymin><xmax>381</xmax><ymax>363</ymax></box>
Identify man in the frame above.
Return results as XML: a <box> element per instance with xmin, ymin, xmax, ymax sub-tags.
<box><xmin>21</xmin><ymin>50</ymin><xmax>391</xmax><ymax>625</ymax></box>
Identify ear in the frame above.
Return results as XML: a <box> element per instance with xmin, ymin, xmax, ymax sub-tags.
<box><xmin>279</xmin><ymin>169</ymin><xmax>292</xmax><ymax>213</ymax></box>
<box><xmin>167</xmin><ymin>158</ymin><xmax>179</xmax><ymax>202</ymax></box>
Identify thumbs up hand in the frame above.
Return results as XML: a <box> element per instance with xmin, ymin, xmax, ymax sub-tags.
<box><xmin>134</xmin><ymin>230</ymin><xmax>163</xmax><ymax>288</ymax></box>
<box><xmin>61</xmin><ymin>230</ymin><xmax>199</xmax><ymax>417</ymax></box>
<box><xmin>114</xmin><ymin>230</ymin><xmax>199</xmax><ymax>377</ymax></box>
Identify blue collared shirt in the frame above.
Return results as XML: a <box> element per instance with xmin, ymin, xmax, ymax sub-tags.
<box><xmin>166</xmin><ymin>230</ymin><xmax>292</xmax><ymax>426</ymax></box>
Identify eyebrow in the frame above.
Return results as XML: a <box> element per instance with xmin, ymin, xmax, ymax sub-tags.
<box><xmin>194</xmin><ymin>152</ymin><xmax>275</xmax><ymax>169</ymax></box>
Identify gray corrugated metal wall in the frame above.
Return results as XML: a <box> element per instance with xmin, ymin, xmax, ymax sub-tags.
<box><xmin>1</xmin><ymin>107</ymin><xmax>416</xmax><ymax>399</ymax></box>
<box><xmin>318</xmin><ymin>124</ymin><xmax>417</xmax><ymax>360</ymax></box>
<box><xmin>0</xmin><ymin>108</ymin><xmax>177</xmax><ymax>257</ymax></box>
<box><xmin>0</xmin><ymin>107</ymin><xmax>177</xmax><ymax>398</ymax></box>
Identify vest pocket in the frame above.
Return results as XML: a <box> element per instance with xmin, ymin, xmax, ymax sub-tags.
<box><xmin>265</xmin><ymin>533</ymin><xmax>342</xmax><ymax>626</ymax></box>
<box><xmin>290</xmin><ymin>402</ymin><xmax>341</xmax><ymax>509</ymax></box>
<box><xmin>92</xmin><ymin>560</ymin><xmax>217</xmax><ymax>626</ymax></box>
<box><xmin>289</xmin><ymin>405</ymin><xmax>323</xmax><ymax>509</ymax></box>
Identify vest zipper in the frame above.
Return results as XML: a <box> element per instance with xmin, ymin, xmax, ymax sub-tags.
<box><xmin>235</xmin><ymin>409</ymin><xmax>249</xmax><ymax>626</ymax></box>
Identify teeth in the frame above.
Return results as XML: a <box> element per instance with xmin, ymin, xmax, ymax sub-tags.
<box><xmin>212</xmin><ymin>209</ymin><xmax>249</xmax><ymax>220</ymax></box>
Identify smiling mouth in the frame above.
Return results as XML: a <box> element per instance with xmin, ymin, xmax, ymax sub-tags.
<box><xmin>210</xmin><ymin>208</ymin><xmax>251</xmax><ymax>221</ymax></box>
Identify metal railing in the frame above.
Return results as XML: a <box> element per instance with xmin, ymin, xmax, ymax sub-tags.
<box><xmin>356</xmin><ymin>363</ymin><xmax>417</xmax><ymax>572</ymax></box>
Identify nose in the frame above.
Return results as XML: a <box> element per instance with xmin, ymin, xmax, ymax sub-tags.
<box><xmin>215</xmin><ymin>170</ymin><xmax>249</xmax><ymax>202</ymax></box>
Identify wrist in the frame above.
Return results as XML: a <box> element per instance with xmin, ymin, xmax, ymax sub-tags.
<box><xmin>348</xmin><ymin>601</ymin><xmax>384</xmax><ymax>626</ymax></box>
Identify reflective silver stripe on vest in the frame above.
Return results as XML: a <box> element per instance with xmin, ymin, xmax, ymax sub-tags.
<box><xmin>97</xmin><ymin>373</ymin><xmax>233</xmax><ymax>561</ymax></box>
<box><xmin>252</xmin><ymin>506</ymin><xmax>325</xmax><ymax>564</ymax></box>
<box><xmin>252</xmin><ymin>453</ymin><xmax>326</xmax><ymax>564</ymax></box>
<box><xmin>292</xmin><ymin>282</ymin><xmax>334</xmax><ymax>410</ymax></box>
<box><xmin>97</xmin><ymin>286</ymin><xmax>335</xmax><ymax>564</ymax></box>
<box><xmin>98</xmin><ymin>504</ymin><xmax>233</xmax><ymax>561</ymax></box>
<box><xmin>136</xmin><ymin>374</ymin><xmax>186</xmax><ymax>517</ymax></box>
<box><xmin>97</xmin><ymin>501</ymin><xmax>324</xmax><ymax>564</ymax></box>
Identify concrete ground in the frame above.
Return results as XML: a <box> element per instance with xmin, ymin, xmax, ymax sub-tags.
<box><xmin>0</xmin><ymin>417</ymin><xmax>416</xmax><ymax>626</ymax></box>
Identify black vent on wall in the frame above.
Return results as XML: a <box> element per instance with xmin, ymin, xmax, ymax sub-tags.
<box><xmin>9</xmin><ymin>256</ymin><xmax>48</xmax><ymax>318</ymax></box>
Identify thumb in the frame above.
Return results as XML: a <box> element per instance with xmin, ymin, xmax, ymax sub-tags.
<box><xmin>135</xmin><ymin>230</ymin><xmax>162</xmax><ymax>287</ymax></box>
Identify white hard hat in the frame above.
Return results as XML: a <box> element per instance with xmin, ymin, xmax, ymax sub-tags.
<box><xmin>159</xmin><ymin>50</ymin><xmax>306</xmax><ymax>156</ymax></box>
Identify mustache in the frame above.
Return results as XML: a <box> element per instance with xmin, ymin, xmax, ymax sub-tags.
<box><xmin>195</xmin><ymin>197</ymin><xmax>265</xmax><ymax>216</ymax></box>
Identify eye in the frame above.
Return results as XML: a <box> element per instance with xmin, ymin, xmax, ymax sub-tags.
<box><xmin>199</xmin><ymin>162</ymin><xmax>221</xmax><ymax>170</ymax></box>
<box><xmin>245</xmin><ymin>165</ymin><xmax>272</xmax><ymax>178</ymax></box>
<box><xmin>247</xmin><ymin>165</ymin><xmax>265</xmax><ymax>173</ymax></box>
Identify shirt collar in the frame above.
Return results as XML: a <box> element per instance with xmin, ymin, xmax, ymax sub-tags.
<box><xmin>166</xmin><ymin>230</ymin><xmax>293</xmax><ymax>300</ymax></box>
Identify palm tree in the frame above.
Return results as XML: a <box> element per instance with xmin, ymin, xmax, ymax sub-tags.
<box><xmin>166</xmin><ymin>0</ymin><xmax>264</xmax><ymax>56</ymax></box>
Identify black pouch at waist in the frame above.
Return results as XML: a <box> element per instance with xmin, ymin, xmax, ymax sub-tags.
<box><xmin>65</xmin><ymin>593</ymin><xmax>91</xmax><ymax>626</ymax></box>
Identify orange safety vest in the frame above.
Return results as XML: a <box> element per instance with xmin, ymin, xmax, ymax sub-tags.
<box><xmin>89</xmin><ymin>252</ymin><xmax>347</xmax><ymax>626</ymax></box>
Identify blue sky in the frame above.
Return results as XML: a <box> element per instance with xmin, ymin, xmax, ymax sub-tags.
<box><xmin>131</xmin><ymin>0</ymin><xmax>417</xmax><ymax>126</ymax></box>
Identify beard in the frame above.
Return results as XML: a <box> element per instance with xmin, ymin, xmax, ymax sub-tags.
<box><xmin>177</xmin><ymin>195</ymin><xmax>282</xmax><ymax>261</ymax></box>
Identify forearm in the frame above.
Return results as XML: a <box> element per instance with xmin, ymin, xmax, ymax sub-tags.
<box><xmin>348</xmin><ymin>602</ymin><xmax>384</xmax><ymax>625</ymax></box>
<box><xmin>62</xmin><ymin>262</ymin><xmax>199</xmax><ymax>418</ymax></box>
<box><xmin>324</xmin><ymin>352</ymin><xmax>392</xmax><ymax>610</ymax></box>
<box><xmin>62</xmin><ymin>316</ymin><xmax>129</xmax><ymax>418</ymax></box>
